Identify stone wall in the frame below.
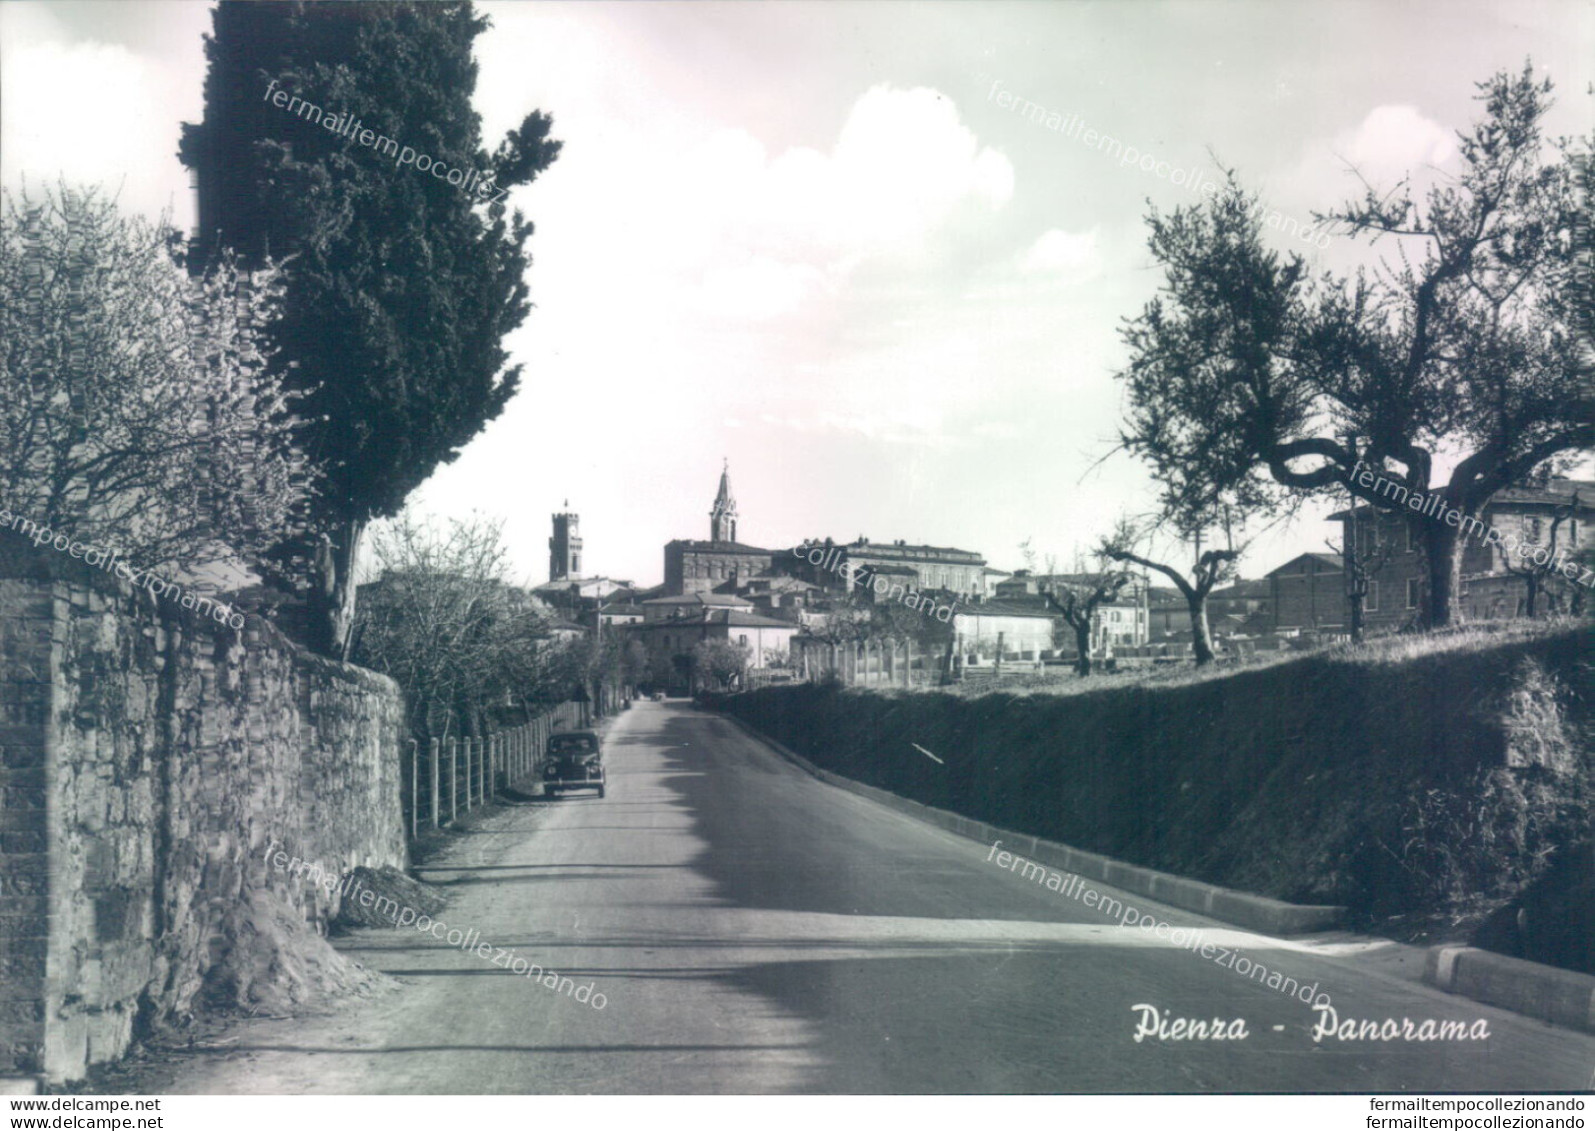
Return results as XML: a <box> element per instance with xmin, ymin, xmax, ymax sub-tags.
<box><xmin>0</xmin><ymin>531</ymin><xmax>405</xmax><ymax>1083</ymax></box>
<box><xmin>0</xmin><ymin>577</ymin><xmax>53</xmax><ymax>1080</ymax></box>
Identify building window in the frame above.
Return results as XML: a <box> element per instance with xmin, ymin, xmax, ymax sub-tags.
<box><xmin>738</xmin><ymin>634</ymin><xmax>748</xmax><ymax>646</ymax></box>
<box><xmin>572</xmin><ymin>554</ymin><xmax>580</xmax><ymax>572</ymax></box>
<box><xmin>1406</xmin><ymin>523</ymin><xmax>1419</xmax><ymax>553</ymax></box>
<box><xmin>1365</xmin><ymin>580</ymin><xmax>1378</xmax><ymax>612</ymax></box>
<box><xmin>1525</xmin><ymin>517</ymin><xmax>1542</xmax><ymax>544</ymax></box>
<box><xmin>1406</xmin><ymin>578</ymin><xmax>1421</xmax><ymax>609</ymax></box>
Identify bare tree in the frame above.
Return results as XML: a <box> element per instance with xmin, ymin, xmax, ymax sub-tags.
<box><xmin>1504</xmin><ymin>490</ymin><xmax>1586</xmax><ymax>617</ymax></box>
<box><xmin>1328</xmin><ymin>494</ymin><xmax>1398</xmax><ymax>642</ymax></box>
<box><xmin>1038</xmin><ymin>557</ymin><xmax>1134</xmax><ymax>677</ymax></box>
<box><xmin>1102</xmin><ymin>516</ymin><xmax>1240</xmax><ymax>666</ymax></box>
<box><xmin>352</xmin><ymin>511</ymin><xmax>574</xmax><ymax>740</ymax></box>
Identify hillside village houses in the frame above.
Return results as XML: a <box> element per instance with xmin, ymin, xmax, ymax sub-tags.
<box><xmin>524</xmin><ymin>466</ymin><xmax>1593</xmax><ymax>692</ymax></box>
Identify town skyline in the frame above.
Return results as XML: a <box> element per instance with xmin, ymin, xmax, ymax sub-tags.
<box><xmin>4</xmin><ymin>1</ymin><xmax>1592</xmax><ymax>589</ymax></box>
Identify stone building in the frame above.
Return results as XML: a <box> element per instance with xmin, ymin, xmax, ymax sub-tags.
<box><xmin>663</xmin><ymin>463</ymin><xmax>774</xmax><ymax>595</ymax></box>
<box><xmin>791</xmin><ymin>538</ymin><xmax>988</xmax><ymax>599</ymax></box>
<box><xmin>642</xmin><ymin>591</ymin><xmax>755</xmax><ymax>622</ymax></box>
<box><xmin>1267</xmin><ymin>553</ymin><xmax>1346</xmax><ymax>632</ymax></box>
<box><xmin>951</xmin><ymin>600</ymin><xmax>1059</xmax><ymax>664</ymax></box>
<box><xmin>549</xmin><ymin>504</ymin><xmax>581</xmax><ymax>581</ymax></box>
<box><xmin>1329</xmin><ymin>478</ymin><xmax>1595</xmax><ymax>628</ymax></box>
<box><xmin>624</xmin><ymin>608</ymin><xmax>799</xmax><ymax>693</ymax></box>
<box><xmin>994</xmin><ymin>571</ymin><xmax>1151</xmax><ymax>648</ymax></box>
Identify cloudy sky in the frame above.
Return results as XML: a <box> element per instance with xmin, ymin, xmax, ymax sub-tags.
<box><xmin>3</xmin><ymin>0</ymin><xmax>1592</xmax><ymax>588</ymax></box>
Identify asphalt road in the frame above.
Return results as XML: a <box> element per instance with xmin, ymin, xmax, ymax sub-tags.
<box><xmin>143</xmin><ymin>701</ymin><xmax>1595</xmax><ymax>1093</ymax></box>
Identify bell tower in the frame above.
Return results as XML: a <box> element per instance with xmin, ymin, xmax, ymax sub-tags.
<box><xmin>550</xmin><ymin>503</ymin><xmax>581</xmax><ymax>581</ymax></box>
<box><xmin>710</xmin><ymin>459</ymin><xmax>737</xmax><ymax>543</ymax></box>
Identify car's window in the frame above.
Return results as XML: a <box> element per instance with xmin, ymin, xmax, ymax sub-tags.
<box><xmin>549</xmin><ymin>735</ymin><xmax>597</xmax><ymax>755</ymax></box>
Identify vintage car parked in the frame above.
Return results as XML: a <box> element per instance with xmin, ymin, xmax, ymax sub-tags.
<box><xmin>543</xmin><ymin>730</ymin><xmax>605</xmax><ymax>798</ymax></box>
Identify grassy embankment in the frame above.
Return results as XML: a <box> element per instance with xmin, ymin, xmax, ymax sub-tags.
<box><xmin>714</xmin><ymin>620</ymin><xmax>1593</xmax><ymax>971</ymax></box>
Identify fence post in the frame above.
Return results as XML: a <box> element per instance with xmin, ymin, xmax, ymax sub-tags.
<box><xmin>429</xmin><ymin>738</ymin><xmax>440</xmax><ymax>829</ymax></box>
<box><xmin>489</xmin><ymin>733</ymin><xmax>498</xmax><ymax>800</ymax></box>
<box><xmin>446</xmin><ymin>737</ymin><xmax>457</xmax><ymax>823</ymax></box>
<box><xmin>408</xmin><ymin>739</ymin><xmax>418</xmax><ymax>840</ymax></box>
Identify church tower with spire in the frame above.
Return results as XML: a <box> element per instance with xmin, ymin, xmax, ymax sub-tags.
<box><xmin>662</xmin><ymin>461</ymin><xmax>771</xmax><ymax>594</ymax></box>
<box><xmin>709</xmin><ymin>459</ymin><xmax>738</xmax><ymax>543</ymax></box>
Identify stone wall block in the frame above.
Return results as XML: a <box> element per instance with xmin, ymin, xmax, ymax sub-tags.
<box><xmin>0</xmin><ymin>529</ymin><xmax>406</xmax><ymax>1083</ymax></box>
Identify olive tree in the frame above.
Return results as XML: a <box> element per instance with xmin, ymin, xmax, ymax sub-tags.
<box><xmin>1116</xmin><ymin>67</ymin><xmax>1591</xmax><ymax>627</ymax></box>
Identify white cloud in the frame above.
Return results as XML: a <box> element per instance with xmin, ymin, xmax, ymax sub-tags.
<box><xmin>696</xmin><ymin>257</ymin><xmax>832</xmax><ymax>321</ymax></box>
<box><xmin>1272</xmin><ymin>103</ymin><xmax>1459</xmax><ymax>216</ymax></box>
<box><xmin>682</xmin><ymin>84</ymin><xmax>1014</xmax><ymax>279</ymax></box>
<box><xmin>1338</xmin><ymin>104</ymin><xmax>1457</xmax><ymax>179</ymax></box>
<box><xmin>1</xmin><ymin>38</ymin><xmax>195</xmax><ymax>226</ymax></box>
<box><xmin>1019</xmin><ymin>227</ymin><xmax>1102</xmax><ymax>284</ymax></box>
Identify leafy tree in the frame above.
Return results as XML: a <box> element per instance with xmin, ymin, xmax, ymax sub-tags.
<box><xmin>692</xmin><ymin>639</ymin><xmax>751</xmax><ymax>692</ymax></box>
<box><xmin>1116</xmin><ymin>66</ymin><xmax>1591</xmax><ymax>628</ymax></box>
<box><xmin>622</xmin><ymin>638</ymin><xmax>650</xmax><ymax>689</ymax></box>
<box><xmin>0</xmin><ymin>185</ymin><xmax>312</xmax><ymax>576</ymax></box>
<box><xmin>180</xmin><ymin>0</ymin><xmax>562</xmax><ymax>657</ymax></box>
<box><xmin>865</xmin><ymin>592</ymin><xmax>955</xmax><ymax>649</ymax></box>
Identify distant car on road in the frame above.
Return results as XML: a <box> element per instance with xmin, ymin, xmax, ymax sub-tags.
<box><xmin>543</xmin><ymin>730</ymin><xmax>604</xmax><ymax>798</ymax></box>
<box><xmin>651</xmin><ymin>691</ymin><xmax>666</xmax><ymax>702</ymax></box>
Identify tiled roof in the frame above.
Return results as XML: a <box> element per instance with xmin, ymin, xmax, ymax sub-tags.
<box><xmin>667</xmin><ymin>540</ymin><xmax>774</xmax><ymax>555</ymax></box>
<box><xmin>1210</xmin><ymin>579</ymin><xmax>1273</xmax><ymax>599</ymax></box>
<box><xmin>643</xmin><ymin>592</ymin><xmax>753</xmax><ymax>607</ymax></box>
<box><xmin>843</xmin><ymin>541</ymin><xmax>986</xmax><ymax>564</ymax></box>
<box><xmin>956</xmin><ymin>600</ymin><xmax>1055</xmax><ymax>619</ymax></box>
<box><xmin>1266</xmin><ymin>552</ymin><xmax>1344</xmax><ymax>576</ymax></box>
<box><xmin>628</xmin><ymin>609</ymin><xmax>795</xmax><ymax>629</ymax></box>
<box><xmin>1329</xmin><ymin>478</ymin><xmax>1595</xmax><ymax>520</ymax></box>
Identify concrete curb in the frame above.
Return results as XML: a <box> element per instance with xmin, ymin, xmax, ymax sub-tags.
<box><xmin>1425</xmin><ymin>945</ymin><xmax>1595</xmax><ymax>1034</ymax></box>
<box><xmin>717</xmin><ymin>713</ymin><xmax>1345</xmax><ymax>936</ymax></box>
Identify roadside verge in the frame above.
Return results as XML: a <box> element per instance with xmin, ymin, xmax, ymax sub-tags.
<box><xmin>717</xmin><ymin>711</ymin><xmax>1595</xmax><ymax>1036</ymax></box>
<box><xmin>1425</xmin><ymin>945</ymin><xmax>1595</xmax><ymax>1034</ymax></box>
<box><xmin>715</xmin><ymin>712</ymin><xmax>1343</xmax><ymax>935</ymax></box>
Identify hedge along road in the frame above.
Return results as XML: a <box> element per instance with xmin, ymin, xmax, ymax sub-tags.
<box><xmin>127</xmin><ymin>702</ymin><xmax>1595</xmax><ymax>1093</ymax></box>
